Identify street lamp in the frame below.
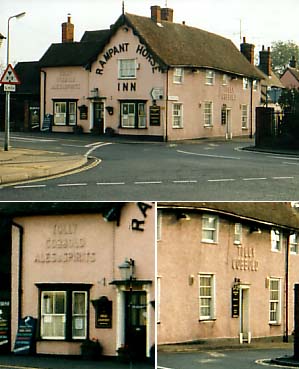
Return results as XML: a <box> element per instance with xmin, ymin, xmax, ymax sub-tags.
<box><xmin>4</xmin><ymin>11</ymin><xmax>26</xmax><ymax>151</ymax></box>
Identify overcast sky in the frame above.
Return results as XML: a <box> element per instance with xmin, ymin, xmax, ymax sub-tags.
<box><xmin>1</xmin><ymin>0</ymin><xmax>298</xmax><ymax>66</ymax></box>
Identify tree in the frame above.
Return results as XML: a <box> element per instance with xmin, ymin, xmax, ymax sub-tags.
<box><xmin>271</xmin><ymin>40</ymin><xmax>299</xmax><ymax>75</ymax></box>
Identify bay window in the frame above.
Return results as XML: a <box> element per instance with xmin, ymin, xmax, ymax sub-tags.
<box><xmin>120</xmin><ymin>101</ymin><xmax>147</xmax><ymax>129</ymax></box>
<box><xmin>53</xmin><ymin>100</ymin><xmax>77</xmax><ymax>126</ymax></box>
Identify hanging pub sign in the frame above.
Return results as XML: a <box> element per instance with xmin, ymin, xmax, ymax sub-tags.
<box><xmin>13</xmin><ymin>316</ymin><xmax>37</xmax><ymax>355</ymax></box>
<box><xmin>92</xmin><ymin>296</ymin><xmax>112</xmax><ymax>329</ymax></box>
<box><xmin>79</xmin><ymin>105</ymin><xmax>88</xmax><ymax>120</ymax></box>
<box><xmin>231</xmin><ymin>285</ymin><xmax>240</xmax><ymax>318</ymax></box>
<box><xmin>150</xmin><ymin>105</ymin><xmax>161</xmax><ymax>126</ymax></box>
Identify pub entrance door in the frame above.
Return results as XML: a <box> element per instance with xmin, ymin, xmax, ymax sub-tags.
<box><xmin>125</xmin><ymin>291</ymin><xmax>147</xmax><ymax>359</ymax></box>
<box><xmin>93</xmin><ymin>102</ymin><xmax>104</xmax><ymax>134</ymax></box>
<box><xmin>239</xmin><ymin>285</ymin><xmax>251</xmax><ymax>343</ymax></box>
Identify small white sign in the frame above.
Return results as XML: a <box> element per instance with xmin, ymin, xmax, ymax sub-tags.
<box><xmin>4</xmin><ymin>84</ymin><xmax>16</xmax><ymax>92</ymax></box>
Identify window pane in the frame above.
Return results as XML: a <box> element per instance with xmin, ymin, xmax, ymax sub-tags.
<box><xmin>72</xmin><ymin>292</ymin><xmax>87</xmax><ymax>339</ymax></box>
<box><xmin>119</xmin><ymin>59</ymin><xmax>136</xmax><ymax>78</ymax></box>
<box><xmin>41</xmin><ymin>291</ymin><xmax>66</xmax><ymax>339</ymax></box>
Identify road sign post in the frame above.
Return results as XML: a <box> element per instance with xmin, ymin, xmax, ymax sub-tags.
<box><xmin>0</xmin><ymin>64</ymin><xmax>21</xmax><ymax>151</ymax></box>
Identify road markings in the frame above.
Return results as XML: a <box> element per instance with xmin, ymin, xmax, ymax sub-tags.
<box><xmin>173</xmin><ymin>180</ymin><xmax>198</xmax><ymax>183</ymax></box>
<box><xmin>85</xmin><ymin>142</ymin><xmax>113</xmax><ymax>157</ymax></box>
<box><xmin>97</xmin><ymin>182</ymin><xmax>125</xmax><ymax>185</ymax></box>
<box><xmin>243</xmin><ymin>177</ymin><xmax>267</xmax><ymax>181</ymax></box>
<box><xmin>283</xmin><ymin>162</ymin><xmax>299</xmax><ymax>166</ymax></box>
<box><xmin>7</xmin><ymin>175</ymin><xmax>298</xmax><ymax>190</ymax></box>
<box><xmin>177</xmin><ymin>149</ymin><xmax>241</xmax><ymax>160</ymax></box>
<box><xmin>208</xmin><ymin>178</ymin><xmax>235</xmax><ymax>182</ymax></box>
<box><xmin>0</xmin><ymin>365</ymin><xmax>39</xmax><ymax>369</ymax></box>
<box><xmin>134</xmin><ymin>181</ymin><xmax>163</xmax><ymax>184</ymax></box>
<box><xmin>13</xmin><ymin>184</ymin><xmax>47</xmax><ymax>189</ymax></box>
<box><xmin>10</xmin><ymin>136</ymin><xmax>56</xmax><ymax>142</ymax></box>
<box><xmin>272</xmin><ymin>176</ymin><xmax>294</xmax><ymax>180</ymax></box>
<box><xmin>57</xmin><ymin>183</ymin><xmax>88</xmax><ymax>187</ymax></box>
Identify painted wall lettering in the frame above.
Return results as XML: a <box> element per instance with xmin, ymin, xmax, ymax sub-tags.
<box><xmin>96</xmin><ymin>43</ymin><xmax>130</xmax><ymax>75</ymax></box>
<box><xmin>34</xmin><ymin>223</ymin><xmax>96</xmax><ymax>263</ymax></box>
<box><xmin>118</xmin><ymin>82</ymin><xmax>136</xmax><ymax>92</ymax></box>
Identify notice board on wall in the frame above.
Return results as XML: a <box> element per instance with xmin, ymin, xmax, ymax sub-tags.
<box><xmin>13</xmin><ymin>316</ymin><xmax>37</xmax><ymax>355</ymax></box>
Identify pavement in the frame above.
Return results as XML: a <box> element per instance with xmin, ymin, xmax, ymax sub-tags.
<box><xmin>0</xmin><ymin>354</ymin><xmax>154</xmax><ymax>369</ymax></box>
<box><xmin>0</xmin><ymin>148</ymin><xmax>88</xmax><ymax>186</ymax></box>
<box><xmin>0</xmin><ymin>136</ymin><xmax>299</xmax><ymax>186</ymax></box>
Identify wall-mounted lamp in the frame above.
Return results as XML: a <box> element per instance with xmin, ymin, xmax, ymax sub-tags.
<box><xmin>249</xmin><ymin>226</ymin><xmax>262</xmax><ymax>234</ymax></box>
<box><xmin>103</xmin><ymin>206</ymin><xmax>121</xmax><ymax>225</ymax></box>
<box><xmin>188</xmin><ymin>275</ymin><xmax>194</xmax><ymax>286</ymax></box>
<box><xmin>176</xmin><ymin>212</ymin><xmax>191</xmax><ymax>221</ymax></box>
<box><xmin>106</xmin><ymin>106</ymin><xmax>114</xmax><ymax>115</ymax></box>
<box><xmin>118</xmin><ymin>258</ymin><xmax>135</xmax><ymax>281</ymax></box>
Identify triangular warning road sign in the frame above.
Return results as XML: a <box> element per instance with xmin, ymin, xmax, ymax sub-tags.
<box><xmin>0</xmin><ymin>64</ymin><xmax>21</xmax><ymax>85</ymax></box>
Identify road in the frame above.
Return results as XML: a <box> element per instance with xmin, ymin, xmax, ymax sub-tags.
<box><xmin>158</xmin><ymin>348</ymin><xmax>294</xmax><ymax>369</ymax></box>
<box><xmin>1</xmin><ymin>133</ymin><xmax>299</xmax><ymax>200</ymax></box>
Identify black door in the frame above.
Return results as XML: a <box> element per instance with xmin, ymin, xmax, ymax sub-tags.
<box><xmin>125</xmin><ymin>291</ymin><xmax>147</xmax><ymax>360</ymax></box>
<box><xmin>93</xmin><ymin>102</ymin><xmax>104</xmax><ymax>134</ymax></box>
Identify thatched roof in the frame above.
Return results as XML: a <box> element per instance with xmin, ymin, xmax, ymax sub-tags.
<box><xmin>158</xmin><ymin>202</ymin><xmax>299</xmax><ymax>231</ymax></box>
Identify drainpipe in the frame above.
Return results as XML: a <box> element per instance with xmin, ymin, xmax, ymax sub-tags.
<box><xmin>249</xmin><ymin>79</ymin><xmax>253</xmax><ymax>138</ymax></box>
<box><xmin>41</xmin><ymin>70</ymin><xmax>47</xmax><ymax>129</ymax></box>
<box><xmin>164</xmin><ymin>68</ymin><xmax>169</xmax><ymax>142</ymax></box>
<box><xmin>284</xmin><ymin>231</ymin><xmax>290</xmax><ymax>342</ymax></box>
<box><xmin>12</xmin><ymin>221</ymin><xmax>24</xmax><ymax>324</ymax></box>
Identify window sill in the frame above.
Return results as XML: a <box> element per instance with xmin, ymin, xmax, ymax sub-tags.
<box><xmin>172</xmin><ymin>126</ymin><xmax>184</xmax><ymax>129</ymax></box>
<box><xmin>199</xmin><ymin>319</ymin><xmax>216</xmax><ymax>322</ymax></box>
<box><xmin>204</xmin><ymin>125</ymin><xmax>213</xmax><ymax>129</ymax></box>
<box><xmin>201</xmin><ymin>240</ymin><xmax>218</xmax><ymax>244</ymax></box>
<box><xmin>120</xmin><ymin>127</ymin><xmax>148</xmax><ymax>130</ymax></box>
<box><xmin>269</xmin><ymin>323</ymin><xmax>281</xmax><ymax>326</ymax></box>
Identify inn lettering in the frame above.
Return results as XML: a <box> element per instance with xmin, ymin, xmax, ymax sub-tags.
<box><xmin>34</xmin><ymin>223</ymin><xmax>96</xmax><ymax>264</ymax></box>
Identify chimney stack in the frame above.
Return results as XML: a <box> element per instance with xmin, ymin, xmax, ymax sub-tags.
<box><xmin>161</xmin><ymin>7</ymin><xmax>173</xmax><ymax>22</ymax></box>
<box><xmin>240</xmin><ymin>37</ymin><xmax>255</xmax><ymax>65</ymax></box>
<box><xmin>290</xmin><ymin>55</ymin><xmax>297</xmax><ymax>68</ymax></box>
<box><xmin>62</xmin><ymin>14</ymin><xmax>74</xmax><ymax>43</ymax></box>
<box><xmin>151</xmin><ymin>6</ymin><xmax>161</xmax><ymax>23</ymax></box>
<box><xmin>259</xmin><ymin>45</ymin><xmax>272</xmax><ymax>76</ymax></box>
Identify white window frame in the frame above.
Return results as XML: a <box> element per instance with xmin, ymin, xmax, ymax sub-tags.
<box><xmin>118</xmin><ymin>59</ymin><xmax>136</xmax><ymax>79</ymax></box>
<box><xmin>222</xmin><ymin>74</ymin><xmax>229</xmax><ymax>85</ymax></box>
<box><xmin>269</xmin><ymin>278</ymin><xmax>281</xmax><ymax>324</ymax></box>
<box><xmin>241</xmin><ymin>104</ymin><xmax>248</xmax><ymax>129</ymax></box>
<box><xmin>172</xmin><ymin>103</ymin><xmax>183</xmax><ymax>128</ymax></box>
<box><xmin>202</xmin><ymin>214</ymin><xmax>218</xmax><ymax>243</ymax></box>
<box><xmin>234</xmin><ymin>223</ymin><xmax>242</xmax><ymax>245</ymax></box>
<box><xmin>205</xmin><ymin>70</ymin><xmax>215</xmax><ymax>85</ymax></box>
<box><xmin>157</xmin><ymin>276</ymin><xmax>161</xmax><ymax>323</ymax></box>
<box><xmin>173</xmin><ymin>68</ymin><xmax>184</xmax><ymax>84</ymax></box>
<box><xmin>253</xmin><ymin>80</ymin><xmax>258</xmax><ymax>91</ymax></box>
<box><xmin>271</xmin><ymin>230</ymin><xmax>282</xmax><ymax>252</ymax></box>
<box><xmin>41</xmin><ymin>291</ymin><xmax>66</xmax><ymax>340</ymax></box>
<box><xmin>72</xmin><ymin>291</ymin><xmax>88</xmax><ymax>340</ymax></box>
<box><xmin>290</xmin><ymin>233</ymin><xmax>298</xmax><ymax>254</ymax></box>
<box><xmin>198</xmin><ymin>274</ymin><xmax>215</xmax><ymax>320</ymax></box>
<box><xmin>204</xmin><ymin>101</ymin><xmax>213</xmax><ymax>127</ymax></box>
<box><xmin>54</xmin><ymin>102</ymin><xmax>67</xmax><ymax>125</ymax></box>
<box><xmin>157</xmin><ymin>210</ymin><xmax>162</xmax><ymax>241</ymax></box>
<box><xmin>243</xmin><ymin>77</ymin><xmax>249</xmax><ymax>90</ymax></box>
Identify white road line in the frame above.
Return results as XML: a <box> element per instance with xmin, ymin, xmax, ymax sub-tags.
<box><xmin>57</xmin><ymin>183</ymin><xmax>87</xmax><ymax>187</ymax></box>
<box><xmin>272</xmin><ymin>176</ymin><xmax>294</xmax><ymax>180</ymax></box>
<box><xmin>173</xmin><ymin>180</ymin><xmax>198</xmax><ymax>183</ymax></box>
<box><xmin>134</xmin><ymin>181</ymin><xmax>163</xmax><ymax>184</ymax></box>
<box><xmin>157</xmin><ymin>366</ymin><xmax>176</xmax><ymax>369</ymax></box>
<box><xmin>85</xmin><ymin>142</ymin><xmax>113</xmax><ymax>157</ymax></box>
<box><xmin>96</xmin><ymin>182</ymin><xmax>125</xmax><ymax>185</ymax></box>
<box><xmin>243</xmin><ymin>177</ymin><xmax>267</xmax><ymax>181</ymax></box>
<box><xmin>13</xmin><ymin>184</ymin><xmax>47</xmax><ymax>189</ymax></box>
<box><xmin>11</xmin><ymin>136</ymin><xmax>56</xmax><ymax>142</ymax></box>
<box><xmin>268</xmin><ymin>155</ymin><xmax>299</xmax><ymax>160</ymax></box>
<box><xmin>177</xmin><ymin>149</ymin><xmax>241</xmax><ymax>160</ymax></box>
<box><xmin>61</xmin><ymin>144</ymin><xmax>85</xmax><ymax>148</ymax></box>
<box><xmin>208</xmin><ymin>178</ymin><xmax>235</xmax><ymax>182</ymax></box>
<box><xmin>85</xmin><ymin>141</ymin><xmax>105</xmax><ymax>147</ymax></box>
<box><xmin>283</xmin><ymin>162</ymin><xmax>299</xmax><ymax>166</ymax></box>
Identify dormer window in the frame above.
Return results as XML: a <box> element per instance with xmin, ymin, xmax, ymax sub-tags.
<box><xmin>205</xmin><ymin>70</ymin><xmax>215</xmax><ymax>85</ymax></box>
<box><xmin>173</xmin><ymin>68</ymin><xmax>184</xmax><ymax>84</ymax></box>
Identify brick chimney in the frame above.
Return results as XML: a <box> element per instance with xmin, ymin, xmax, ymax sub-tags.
<box><xmin>259</xmin><ymin>45</ymin><xmax>272</xmax><ymax>76</ymax></box>
<box><xmin>161</xmin><ymin>7</ymin><xmax>173</xmax><ymax>22</ymax></box>
<box><xmin>151</xmin><ymin>6</ymin><xmax>161</xmax><ymax>23</ymax></box>
<box><xmin>290</xmin><ymin>55</ymin><xmax>297</xmax><ymax>68</ymax></box>
<box><xmin>240</xmin><ymin>37</ymin><xmax>255</xmax><ymax>64</ymax></box>
<box><xmin>62</xmin><ymin>14</ymin><xmax>74</xmax><ymax>43</ymax></box>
